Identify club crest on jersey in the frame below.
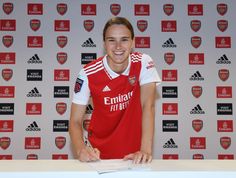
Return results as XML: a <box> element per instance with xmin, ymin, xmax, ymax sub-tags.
<box><xmin>3</xmin><ymin>2</ymin><xmax>14</xmax><ymax>15</ymax></box>
<box><xmin>128</xmin><ymin>76</ymin><xmax>136</xmax><ymax>86</ymax></box>
<box><xmin>217</xmin><ymin>20</ymin><xmax>228</xmax><ymax>32</ymax></box>
<box><xmin>0</xmin><ymin>137</ymin><xmax>11</xmax><ymax>150</ymax></box>
<box><xmin>137</xmin><ymin>20</ymin><xmax>148</xmax><ymax>32</ymax></box>
<box><xmin>2</xmin><ymin>35</ymin><xmax>13</xmax><ymax>48</ymax></box>
<box><xmin>190</xmin><ymin>20</ymin><xmax>201</xmax><ymax>32</ymax></box>
<box><xmin>110</xmin><ymin>4</ymin><xmax>121</xmax><ymax>16</ymax></box>
<box><xmin>30</xmin><ymin>19</ymin><xmax>41</xmax><ymax>31</ymax></box>
<box><xmin>57</xmin><ymin>3</ymin><xmax>67</xmax><ymax>15</ymax></box>
<box><xmin>217</xmin><ymin>3</ymin><xmax>227</xmax><ymax>16</ymax></box>
<box><xmin>163</xmin><ymin>4</ymin><xmax>174</xmax><ymax>16</ymax></box>
<box><xmin>2</xmin><ymin>68</ymin><xmax>13</xmax><ymax>81</ymax></box>
<box><xmin>57</xmin><ymin>52</ymin><xmax>67</xmax><ymax>65</ymax></box>
<box><xmin>192</xmin><ymin>119</ymin><xmax>203</xmax><ymax>132</ymax></box>
<box><xmin>218</xmin><ymin>69</ymin><xmax>229</xmax><ymax>81</ymax></box>
<box><xmin>83</xmin><ymin>20</ymin><xmax>94</xmax><ymax>32</ymax></box>
<box><xmin>220</xmin><ymin>136</ymin><xmax>231</xmax><ymax>149</ymax></box>
<box><xmin>164</xmin><ymin>52</ymin><xmax>175</xmax><ymax>65</ymax></box>
<box><xmin>74</xmin><ymin>78</ymin><xmax>84</xmax><ymax>93</ymax></box>
<box><xmin>55</xmin><ymin>136</ymin><xmax>66</xmax><ymax>149</ymax></box>
<box><xmin>83</xmin><ymin>119</ymin><xmax>91</xmax><ymax>131</ymax></box>
<box><xmin>57</xmin><ymin>36</ymin><xmax>67</xmax><ymax>48</ymax></box>
<box><xmin>191</xmin><ymin>36</ymin><xmax>201</xmax><ymax>48</ymax></box>
<box><xmin>56</xmin><ymin>102</ymin><xmax>67</xmax><ymax>115</ymax></box>
<box><xmin>192</xmin><ymin>85</ymin><xmax>202</xmax><ymax>98</ymax></box>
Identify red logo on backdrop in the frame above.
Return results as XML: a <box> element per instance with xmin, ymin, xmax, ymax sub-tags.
<box><xmin>135</xmin><ymin>37</ymin><xmax>150</xmax><ymax>48</ymax></box>
<box><xmin>28</xmin><ymin>3</ymin><xmax>43</xmax><ymax>15</ymax></box>
<box><xmin>217</xmin><ymin>120</ymin><xmax>233</xmax><ymax>132</ymax></box>
<box><xmin>192</xmin><ymin>119</ymin><xmax>203</xmax><ymax>132</ymax></box>
<box><xmin>188</xmin><ymin>4</ymin><xmax>203</xmax><ymax>16</ymax></box>
<box><xmin>26</xmin><ymin>103</ymin><xmax>42</xmax><ymax>115</ymax></box>
<box><xmin>218</xmin><ymin>69</ymin><xmax>229</xmax><ymax>81</ymax></box>
<box><xmin>52</xmin><ymin>154</ymin><xmax>68</xmax><ymax>160</ymax></box>
<box><xmin>0</xmin><ymin>52</ymin><xmax>15</xmax><ymax>64</ymax></box>
<box><xmin>30</xmin><ymin>19</ymin><xmax>41</xmax><ymax>31</ymax></box>
<box><xmin>218</xmin><ymin>154</ymin><xmax>234</xmax><ymax>160</ymax></box>
<box><xmin>0</xmin><ymin>155</ymin><xmax>12</xmax><ymax>160</ymax></box>
<box><xmin>193</xmin><ymin>154</ymin><xmax>204</xmax><ymax>159</ymax></box>
<box><xmin>162</xmin><ymin>103</ymin><xmax>178</xmax><ymax>115</ymax></box>
<box><xmin>55</xmin><ymin>136</ymin><xmax>66</xmax><ymax>149</ymax></box>
<box><xmin>56</xmin><ymin>102</ymin><xmax>67</xmax><ymax>115</ymax></box>
<box><xmin>134</xmin><ymin>4</ymin><xmax>150</xmax><ymax>16</ymax></box>
<box><xmin>0</xmin><ymin>120</ymin><xmax>14</xmax><ymax>132</ymax></box>
<box><xmin>2</xmin><ymin>68</ymin><xmax>13</xmax><ymax>81</ymax></box>
<box><xmin>81</xmin><ymin>4</ymin><xmax>96</xmax><ymax>15</ymax></box>
<box><xmin>2</xmin><ymin>35</ymin><xmax>13</xmax><ymax>48</ymax></box>
<box><xmin>83</xmin><ymin>119</ymin><xmax>91</xmax><ymax>131</ymax></box>
<box><xmin>162</xmin><ymin>69</ymin><xmax>178</xmax><ymax>81</ymax></box>
<box><xmin>191</xmin><ymin>36</ymin><xmax>201</xmax><ymax>48</ymax></box>
<box><xmin>3</xmin><ymin>2</ymin><xmax>14</xmax><ymax>15</ymax></box>
<box><xmin>217</xmin><ymin>20</ymin><xmax>228</xmax><ymax>32</ymax></box>
<box><xmin>83</xmin><ymin>20</ymin><xmax>94</xmax><ymax>32</ymax></box>
<box><xmin>189</xmin><ymin>53</ymin><xmax>204</xmax><ymax>65</ymax></box>
<box><xmin>54</xmin><ymin>20</ymin><xmax>70</xmax><ymax>31</ymax></box>
<box><xmin>57</xmin><ymin>36</ymin><xmax>67</xmax><ymax>48</ymax></box>
<box><xmin>190</xmin><ymin>20</ymin><xmax>201</xmax><ymax>32</ymax></box>
<box><xmin>163</xmin><ymin>4</ymin><xmax>174</xmax><ymax>16</ymax></box>
<box><xmin>57</xmin><ymin>3</ymin><xmax>67</xmax><ymax>15</ymax></box>
<box><xmin>164</xmin><ymin>52</ymin><xmax>175</xmax><ymax>65</ymax></box>
<box><xmin>216</xmin><ymin>86</ymin><xmax>232</xmax><ymax>98</ymax></box>
<box><xmin>137</xmin><ymin>20</ymin><xmax>148</xmax><ymax>32</ymax></box>
<box><xmin>57</xmin><ymin>52</ymin><xmax>67</xmax><ymax>64</ymax></box>
<box><xmin>215</xmin><ymin>37</ymin><xmax>231</xmax><ymax>48</ymax></box>
<box><xmin>27</xmin><ymin>36</ymin><xmax>43</xmax><ymax>48</ymax></box>
<box><xmin>0</xmin><ymin>19</ymin><xmax>16</xmax><ymax>31</ymax></box>
<box><xmin>0</xmin><ymin>86</ymin><xmax>15</xmax><ymax>98</ymax></box>
<box><xmin>191</xmin><ymin>86</ymin><xmax>202</xmax><ymax>98</ymax></box>
<box><xmin>27</xmin><ymin>154</ymin><xmax>38</xmax><ymax>160</ymax></box>
<box><xmin>217</xmin><ymin>3</ymin><xmax>227</xmax><ymax>16</ymax></box>
<box><xmin>162</xmin><ymin>154</ymin><xmax>178</xmax><ymax>160</ymax></box>
<box><xmin>161</xmin><ymin>20</ymin><xmax>177</xmax><ymax>32</ymax></box>
<box><xmin>110</xmin><ymin>4</ymin><xmax>121</xmax><ymax>16</ymax></box>
<box><xmin>190</xmin><ymin>137</ymin><xmax>206</xmax><ymax>149</ymax></box>
<box><xmin>0</xmin><ymin>137</ymin><xmax>11</xmax><ymax>150</ymax></box>
<box><xmin>220</xmin><ymin>136</ymin><xmax>231</xmax><ymax>149</ymax></box>
<box><xmin>25</xmin><ymin>137</ymin><xmax>41</xmax><ymax>149</ymax></box>
<box><xmin>54</xmin><ymin>69</ymin><xmax>70</xmax><ymax>81</ymax></box>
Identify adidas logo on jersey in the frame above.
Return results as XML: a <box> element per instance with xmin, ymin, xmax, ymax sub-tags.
<box><xmin>27</xmin><ymin>54</ymin><xmax>42</xmax><ymax>64</ymax></box>
<box><xmin>102</xmin><ymin>85</ymin><xmax>111</xmax><ymax>92</ymax></box>
<box><xmin>190</xmin><ymin>104</ymin><xmax>205</xmax><ymax>114</ymax></box>
<box><xmin>26</xmin><ymin>121</ymin><xmax>41</xmax><ymax>131</ymax></box>
<box><xmin>163</xmin><ymin>138</ymin><xmax>178</xmax><ymax>148</ymax></box>
<box><xmin>216</xmin><ymin>54</ymin><xmax>231</xmax><ymax>64</ymax></box>
<box><xmin>27</xmin><ymin>87</ymin><xmax>42</xmax><ymax>97</ymax></box>
<box><xmin>81</xmin><ymin>38</ymin><xmax>96</xmax><ymax>47</ymax></box>
<box><xmin>189</xmin><ymin>71</ymin><xmax>204</xmax><ymax>81</ymax></box>
<box><xmin>162</xmin><ymin>38</ymin><xmax>177</xmax><ymax>48</ymax></box>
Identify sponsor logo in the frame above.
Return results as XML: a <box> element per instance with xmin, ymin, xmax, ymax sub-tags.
<box><xmin>0</xmin><ymin>137</ymin><xmax>11</xmax><ymax>150</ymax></box>
<box><xmin>0</xmin><ymin>52</ymin><xmax>15</xmax><ymax>64</ymax></box>
<box><xmin>53</xmin><ymin>120</ymin><xmax>69</xmax><ymax>132</ymax></box>
<box><xmin>189</xmin><ymin>71</ymin><xmax>204</xmax><ymax>81</ymax></box>
<box><xmin>2</xmin><ymin>68</ymin><xmax>13</xmax><ymax>81</ymax></box>
<box><xmin>128</xmin><ymin>76</ymin><xmax>137</xmax><ymax>86</ymax></box>
<box><xmin>0</xmin><ymin>120</ymin><xmax>14</xmax><ymax>132</ymax></box>
<box><xmin>190</xmin><ymin>20</ymin><xmax>201</xmax><ymax>32</ymax></box>
<box><xmin>27</xmin><ymin>3</ymin><xmax>43</xmax><ymax>15</ymax></box>
<box><xmin>83</xmin><ymin>119</ymin><xmax>91</xmax><ymax>131</ymax></box>
<box><xmin>54</xmin><ymin>20</ymin><xmax>70</xmax><ymax>31</ymax></box>
<box><xmin>27</xmin><ymin>36</ymin><xmax>43</xmax><ymax>48</ymax></box>
<box><xmin>27</xmin><ymin>87</ymin><xmax>42</xmax><ymax>97</ymax></box>
<box><xmin>217</xmin><ymin>3</ymin><xmax>227</xmax><ymax>16</ymax></box>
<box><xmin>162</xmin><ymin>86</ymin><xmax>178</xmax><ymax>98</ymax></box>
<box><xmin>0</xmin><ymin>155</ymin><xmax>12</xmax><ymax>160</ymax></box>
<box><xmin>190</xmin><ymin>137</ymin><xmax>206</xmax><ymax>149</ymax></box>
<box><xmin>163</xmin><ymin>4</ymin><xmax>174</xmax><ymax>16</ymax></box>
<box><xmin>216</xmin><ymin>54</ymin><xmax>231</xmax><ymax>64</ymax></box>
<box><xmin>218</xmin><ymin>154</ymin><xmax>234</xmax><ymax>160</ymax></box>
<box><xmin>218</xmin><ymin>69</ymin><xmax>229</xmax><ymax>81</ymax></box>
<box><xmin>162</xmin><ymin>154</ymin><xmax>178</xmax><ymax>160</ymax></box>
<box><xmin>192</xmin><ymin>119</ymin><xmax>203</xmax><ymax>132</ymax></box>
<box><xmin>135</xmin><ymin>37</ymin><xmax>150</xmax><ymax>48</ymax></box>
<box><xmin>102</xmin><ymin>85</ymin><xmax>111</xmax><ymax>92</ymax></box>
<box><xmin>57</xmin><ymin>52</ymin><xmax>67</xmax><ymax>64</ymax></box>
<box><xmin>27</xmin><ymin>154</ymin><xmax>38</xmax><ymax>160</ymax></box>
<box><xmin>191</xmin><ymin>36</ymin><xmax>201</xmax><ymax>48</ymax></box>
<box><xmin>3</xmin><ymin>2</ymin><xmax>14</xmax><ymax>15</ymax></box>
<box><xmin>134</xmin><ymin>4</ymin><xmax>150</xmax><ymax>16</ymax></box>
<box><xmin>52</xmin><ymin>154</ymin><xmax>68</xmax><ymax>160</ymax></box>
<box><xmin>190</xmin><ymin>104</ymin><xmax>205</xmax><ymax>114</ymax></box>
<box><xmin>81</xmin><ymin>53</ymin><xmax>97</xmax><ymax>64</ymax></box>
<box><xmin>220</xmin><ymin>136</ymin><xmax>231</xmax><ymax>149</ymax></box>
<box><xmin>83</xmin><ymin>20</ymin><xmax>94</xmax><ymax>32</ymax></box>
<box><xmin>54</xmin><ymin>86</ymin><xmax>70</xmax><ymax>98</ymax></box>
<box><xmin>164</xmin><ymin>52</ymin><xmax>175</xmax><ymax>65</ymax></box>
<box><xmin>163</xmin><ymin>138</ymin><xmax>178</xmax><ymax>148</ymax></box>
<box><xmin>217</xmin><ymin>120</ymin><xmax>233</xmax><ymax>132</ymax></box>
<box><xmin>191</xmin><ymin>85</ymin><xmax>202</xmax><ymax>98</ymax></box>
<box><xmin>161</xmin><ymin>20</ymin><xmax>177</xmax><ymax>32</ymax></box>
<box><xmin>30</xmin><ymin>19</ymin><xmax>41</xmax><ymax>31</ymax></box>
<box><xmin>57</xmin><ymin>36</ymin><xmax>67</xmax><ymax>48</ymax></box>
<box><xmin>26</xmin><ymin>121</ymin><xmax>41</xmax><ymax>131</ymax></box>
<box><xmin>217</xmin><ymin>20</ymin><xmax>228</xmax><ymax>32</ymax></box>
<box><xmin>26</xmin><ymin>103</ymin><xmax>42</xmax><ymax>115</ymax></box>
<box><xmin>110</xmin><ymin>4</ymin><xmax>121</xmax><ymax>16</ymax></box>
<box><xmin>57</xmin><ymin>3</ymin><xmax>67</xmax><ymax>15</ymax></box>
<box><xmin>162</xmin><ymin>38</ymin><xmax>176</xmax><ymax>48</ymax></box>
<box><xmin>189</xmin><ymin>53</ymin><xmax>204</xmax><ymax>65</ymax></box>
<box><xmin>81</xmin><ymin>38</ymin><xmax>96</xmax><ymax>47</ymax></box>
<box><xmin>54</xmin><ymin>69</ymin><xmax>70</xmax><ymax>81</ymax></box>
<box><xmin>216</xmin><ymin>86</ymin><xmax>232</xmax><ymax>98</ymax></box>
<box><xmin>217</xmin><ymin>103</ymin><xmax>233</xmax><ymax>115</ymax></box>
<box><xmin>0</xmin><ymin>86</ymin><xmax>14</xmax><ymax>98</ymax></box>
<box><xmin>86</xmin><ymin>104</ymin><xmax>93</xmax><ymax>114</ymax></box>
<box><xmin>28</xmin><ymin>54</ymin><xmax>42</xmax><ymax>64</ymax></box>
<box><xmin>137</xmin><ymin>20</ymin><xmax>148</xmax><ymax>32</ymax></box>
<box><xmin>55</xmin><ymin>136</ymin><xmax>66</xmax><ymax>149</ymax></box>
<box><xmin>162</xmin><ymin>103</ymin><xmax>178</xmax><ymax>115</ymax></box>
<box><xmin>27</xmin><ymin>69</ymin><xmax>43</xmax><ymax>81</ymax></box>
<box><xmin>25</xmin><ymin>137</ymin><xmax>41</xmax><ymax>149</ymax></box>
<box><xmin>215</xmin><ymin>37</ymin><xmax>231</xmax><ymax>48</ymax></box>
<box><xmin>162</xmin><ymin>120</ymin><xmax>178</xmax><ymax>132</ymax></box>
<box><xmin>0</xmin><ymin>103</ymin><xmax>14</xmax><ymax>115</ymax></box>
<box><xmin>81</xmin><ymin>4</ymin><xmax>96</xmax><ymax>15</ymax></box>
<box><xmin>0</xmin><ymin>19</ymin><xmax>16</xmax><ymax>31</ymax></box>
<box><xmin>162</xmin><ymin>69</ymin><xmax>177</xmax><ymax>81</ymax></box>
<box><xmin>74</xmin><ymin>78</ymin><xmax>84</xmax><ymax>93</ymax></box>
<box><xmin>2</xmin><ymin>35</ymin><xmax>13</xmax><ymax>48</ymax></box>
<box><xmin>56</xmin><ymin>102</ymin><xmax>67</xmax><ymax>115</ymax></box>
<box><xmin>193</xmin><ymin>154</ymin><xmax>204</xmax><ymax>159</ymax></box>
<box><xmin>188</xmin><ymin>4</ymin><xmax>203</xmax><ymax>16</ymax></box>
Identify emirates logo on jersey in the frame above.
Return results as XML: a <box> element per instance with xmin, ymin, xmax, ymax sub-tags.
<box><xmin>3</xmin><ymin>2</ymin><xmax>14</xmax><ymax>15</ymax></box>
<box><xmin>2</xmin><ymin>35</ymin><xmax>13</xmax><ymax>48</ymax></box>
<box><xmin>110</xmin><ymin>4</ymin><xmax>121</xmax><ymax>16</ymax></box>
<box><xmin>57</xmin><ymin>3</ymin><xmax>67</xmax><ymax>15</ymax></box>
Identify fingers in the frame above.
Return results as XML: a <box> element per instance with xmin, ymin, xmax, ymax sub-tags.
<box><xmin>123</xmin><ymin>153</ymin><xmax>134</xmax><ymax>161</ymax></box>
<box><xmin>77</xmin><ymin>146</ymin><xmax>100</xmax><ymax>162</ymax></box>
<box><xmin>124</xmin><ymin>151</ymin><xmax>152</xmax><ymax>164</ymax></box>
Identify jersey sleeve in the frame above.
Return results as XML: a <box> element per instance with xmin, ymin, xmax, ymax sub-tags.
<box><xmin>140</xmin><ymin>53</ymin><xmax>161</xmax><ymax>86</ymax></box>
<box><xmin>72</xmin><ymin>69</ymin><xmax>90</xmax><ymax>105</ymax></box>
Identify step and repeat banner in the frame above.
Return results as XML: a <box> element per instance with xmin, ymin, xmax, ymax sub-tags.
<box><xmin>0</xmin><ymin>0</ymin><xmax>235</xmax><ymax>160</ymax></box>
